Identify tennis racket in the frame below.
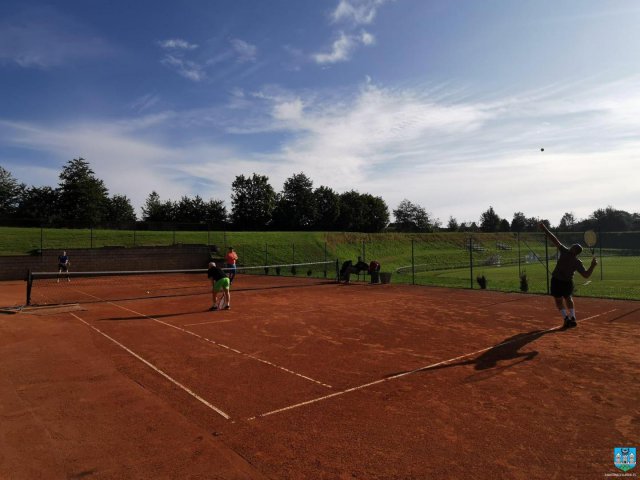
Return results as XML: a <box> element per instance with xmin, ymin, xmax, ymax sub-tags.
<box><xmin>218</xmin><ymin>296</ymin><xmax>227</xmax><ymax>309</ymax></box>
<box><xmin>584</xmin><ymin>229</ymin><xmax>597</xmax><ymax>256</ymax></box>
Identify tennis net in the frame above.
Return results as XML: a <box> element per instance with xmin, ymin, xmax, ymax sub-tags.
<box><xmin>26</xmin><ymin>260</ymin><xmax>339</xmax><ymax>306</ymax></box>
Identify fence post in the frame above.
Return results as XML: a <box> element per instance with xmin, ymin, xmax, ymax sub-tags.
<box><xmin>411</xmin><ymin>239</ymin><xmax>415</xmax><ymax>285</ymax></box>
<box><xmin>324</xmin><ymin>242</ymin><xmax>328</xmax><ymax>278</ymax></box>
<box><xmin>599</xmin><ymin>230</ymin><xmax>604</xmax><ymax>281</ymax></box>
<box><xmin>544</xmin><ymin>234</ymin><xmax>550</xmax><ymax>294</ymax></box>
<box><xmin>265</xmin><ymin>243</ymin><xmax>268</xmax><ymax>265</ymax></box>
<box><xmin>517</xmin><ymin>232</ymin><xmax>521</xmax><ymax>277</ymax></box>
<box><xmin>90</xmin><ymin>226</ymin><xmax>93</xmax><ymax>249</ymax></box>
<box><xmin>292</xmin><ymin>243</ymin><xmax>295</xmax><ymax>265</ymax></box>
<box><xmin>469</xmin><ymin>236</ymin><xmax>474</xmax><ymax>289</ymax></box>
<box><xmin>40</xmin><ymin>226</ymin><xmax>43</xmax><ymax>253</ymax></box>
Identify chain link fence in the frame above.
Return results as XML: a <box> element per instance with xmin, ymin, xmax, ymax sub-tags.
<box><xmin>338</xmin><ymin>232</ymin><xmax>640</xmax><ymax>300</ymax></box>
<box><xmin>2</xmin><ymin>225</ymin><xmax>639</xmax><ymax>300</ymax></box>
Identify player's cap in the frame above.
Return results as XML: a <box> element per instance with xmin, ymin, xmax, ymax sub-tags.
<box><xmin>570</xmin><ymin>244</ymin><xmax>583</xmax><ymax>254</ymax></box>
<box><xmin>209</xmin><ymin>262</ymin><xmax>216</xmax><ymax>267</ymax></box>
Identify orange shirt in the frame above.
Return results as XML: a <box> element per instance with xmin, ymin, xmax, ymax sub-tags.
<box><xmin>225</xmin><ymin>251</ymin><xmax>238</xmax><ymax>265</ymax></box>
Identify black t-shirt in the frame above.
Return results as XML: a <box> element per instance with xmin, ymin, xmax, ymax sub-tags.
<box><xmin>552</xmin><ymin>245</ymin><xmax>586</xmax><ymax>282</ymax></box>
<box><xmin>207</xmin><ymin>266</ymin><xmax>227</xmax><ymax>281</ymax></box>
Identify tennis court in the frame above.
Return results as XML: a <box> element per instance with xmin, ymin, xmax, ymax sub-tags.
<box><xmin>1</xmin><ymin>270</ymin><xmax>638</xmax><ymax>479</ymax></box>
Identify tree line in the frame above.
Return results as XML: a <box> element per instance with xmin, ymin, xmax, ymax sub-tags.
<box><xmin>1</xmin><ymin>159</ymin><xmax>638</xmax><ymax>232</ymax></box>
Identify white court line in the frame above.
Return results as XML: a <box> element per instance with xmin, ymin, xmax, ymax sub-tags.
<box><xmin>78</xmin><ymin>292</ymin><xmax>333</xmax><ymax>389</ymax></box>
<box><xmin>248</xmin><ymin>308</ymin><xmax>618</xmax><ymax>421</ymax></box>
<box><xmin>183</xmin><ymin>319</ymin><xmax>238</xmax><ymax>327</ymax></box>
<box><xmin>69</xmin><ymin>312</ymin><xmax>231</xmax><ymax>420</ymax></box>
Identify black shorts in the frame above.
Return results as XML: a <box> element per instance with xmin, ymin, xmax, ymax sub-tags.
<box><xmin>550</xmin><ymin>277</ymin><xmax>573</xmax><ymax>298</ymax></box>
<box><xmin>58</xmin><ymin>264</ymin><xmax>68</xmax><ymax>272</ymax></box>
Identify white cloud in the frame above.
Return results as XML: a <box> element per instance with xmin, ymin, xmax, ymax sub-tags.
<box><xmin>313</xmin><ymin>0</ymin><xmax>388</xmax><ymax>64</ymax></box>
<box><xmin>360</xmin><ymin>30</ymin><xmax>375</xmax><ymax>46</ymax></box>
<box><xmin>230</xmin><ymin>38</ymin><xmax>257</xmax><ymax>63</ymax></box>
<box><xmin>161</xmin><ymin>54</ymin><xmax>206</xmax><ymax>82</ymax></box>
<box><xmin>313</xmin><ymin>31</ymin><xmax>376</xmax><ymax>64</ymax></box>
<box><xmin>3</xmin><ymin>76</ymin><xmax>640</xmax><ymax>224</ymax></box>
<box><xmin>313</xmin><ymin>33</ymin><xmax>355</xmax><ymax>64</ymax></box>
<box><xmin>158</xmin><ymin>38</ymin><xmax>199</xmax><ymax>50</ymax></box>
<box><xmin>331</xmin><ymin>0</ymin><xmax>389</xmax><ymax>25</ymax></box>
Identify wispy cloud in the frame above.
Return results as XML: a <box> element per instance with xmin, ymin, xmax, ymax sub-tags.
<box><xmin>157</xmin><ymin>38</ymin><xmax>198</xmax><ymax>50</ymax></box>
<box><xmin>158</xmin><ymin>36</ymin><xmax>258</xmax><ymax>81</ymax></box>
<box><xmin>331</xmin><ymin>0</ymin><xmax>390</xmax><ymax>25</ymax></box>
<box><xmin>158</xmin><ymin>37</ymin><xmax>206</xmax><ymax>81</ymax></box>
<box><xmin>0</xmin><ymin>7</ymin><xmax>112</xmax><ymax>68</ymax></box>
<box><xmin>161</xmin><ymin>54</ymin><xmax>206</xmax><ymax>82</ymax></box>
<box><xmin>3</xmin><ymin>76</ymin><xmax>640</xmax><ymax>223</ymax></box>
<box><xmin>230</xmin><ymin>38</ymin><xmax>257</xmax><ymax>63</ymax></box>
<box><xmin>312</xmin><ymin>0</ymin><xmax>388</xmax><ymax>64</ymax></box>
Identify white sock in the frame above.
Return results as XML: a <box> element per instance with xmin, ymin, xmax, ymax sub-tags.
<box><xmin>570</xmin><ymin>308</ymin><xmax>575</xmax><ymax>319</ymax></box>
<box><xmin>561</xmin><ymin>308</ymin><xmax>568</xmax><ymax>318</ymax></box>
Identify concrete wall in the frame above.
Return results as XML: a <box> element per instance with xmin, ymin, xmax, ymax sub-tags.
<box><xmin>0</xmin><ymin>245</ymin><xmax>221</xmax><ymax>281</ymax></box>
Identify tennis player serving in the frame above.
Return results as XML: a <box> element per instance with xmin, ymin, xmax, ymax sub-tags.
<box><xmin>539</xmin><ymin>222</ymin><xmax>597</xmax><ymax>328</ymax></box>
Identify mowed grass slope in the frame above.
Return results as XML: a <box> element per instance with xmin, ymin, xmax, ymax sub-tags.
<box><xmin>2</xmin><ymin>227</ymin><xmax>639</xmax><ymax>299</ymax></box>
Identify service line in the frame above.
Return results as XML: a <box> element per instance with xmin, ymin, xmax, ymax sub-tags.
<box><xmin>248</xmin><ymin>309</ymin><xmax>617</xmax><ymax>421</ymax></box>
<box><xmin>70</xmin><ymin>312</ymin><xmax>231</xmax><ymax>420</ymax></box>
<box><xmin>79</xmin><ymin>292</ymin><xmax>333</xmax><ymax>389</ymax></box>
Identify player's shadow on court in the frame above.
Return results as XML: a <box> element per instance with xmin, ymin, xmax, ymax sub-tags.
<box><xmin>387</xmin><ymin>328</ymin><xmax>564</xmax><ymax>380</ymax></box>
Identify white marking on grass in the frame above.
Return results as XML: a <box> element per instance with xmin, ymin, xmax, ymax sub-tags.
<box><xmin>248</xmin><ymin>308</ymin><xmax>617</xmax><ymax>420</ymax></box>
<box><xmin>70</xmin><ymin>312</ymin><xmax>231</xmax><ymax>420</ymax></box>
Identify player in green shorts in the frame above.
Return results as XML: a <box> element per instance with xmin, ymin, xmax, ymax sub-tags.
<box><xmin>207</xmin><ymin>262</ymin><xmax>231</xmax><ymax>311</ymax></box>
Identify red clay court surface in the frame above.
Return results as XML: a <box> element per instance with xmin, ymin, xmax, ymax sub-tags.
<box><xmin>1</xmin><ymin>275</ymin><xmax>638</xmax><ymax>479</ymax></box>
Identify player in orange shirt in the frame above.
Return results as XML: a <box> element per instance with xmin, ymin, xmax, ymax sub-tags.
<box><xmin>225</xmin><ymin>246</ymin><xmax>239</xmax><ymax>283</ymax></box>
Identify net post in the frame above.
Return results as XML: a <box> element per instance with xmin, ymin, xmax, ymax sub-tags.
<box><xmin>26</xmin><ymin>269</ymin><xmax>33</xmax><ymax>306</ymax></box>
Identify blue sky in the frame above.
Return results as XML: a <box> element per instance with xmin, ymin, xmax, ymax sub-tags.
<box><xmin>1</xmin><ymin>0</ymin><xmax>639</xmax><ymax>226</ymax></box>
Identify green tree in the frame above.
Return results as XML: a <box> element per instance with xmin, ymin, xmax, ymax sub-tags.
<box><xmin>558</xmin><ymin>212</ymin><xmax>576</xmax><ymax>231</ymax></box>
<box><xmin>0</xmin><ymin>166</ymin><xmax>23</xmax><ymax>217</ymax></box>
<box><xmin>499</xmin><ymin>219</ymin><xmax>511</xmax><ymax>232</ymax></box>
<box><xmin>510</xmin><ymin>212</ymin><xmax>527</xmax><ymax>232</ymax></box>
<box><xmin>589</xmin><ymin>206</ymin><xmax>632</xmax><ymax>231</ymax></box>
<box><xmin>142</xmin><ymin>191</ymin><xmax>175</xmax><ymax>222</ymax></box>
<box><xmin>361</xmin><ymin>194</ymin><xmax>390</xmax><ymax>232</ymax></box>
<box><xmin>447</xmin><ymin>216</ymin><xmax>459</xmax><ymax>232</ymax></box>
<box><xmin>337</xmin><ymin>191</ymin><xmax>388</xmax><ymax>232</ymax></box>
<box><xmin>57</xmin><ymin>158</ymin><xmax>109</xmax><ymax>227</ymax></box>
<box><xmin>393</xmin><ymin>199</ymin><xmax>432</xmax><ymax>232</ymax></box>
<box><xmin>336</xmin><ymin>190</ymin><xmax>364</xmax><ymax>231</ymax></box>
<box><xmin>479</xmin><ymin>206</ymin><xmax>501</xmax><ymax>232</ymax></box>
<box><xmin>272</xmin><ymin>173</ymin><xmax>316</xmax><ymax>230</ymax></box>
<box><xmin>313</xmin><ymin>186</ymin><xmax>340</xmax><ymax>230</ymax></box>
<box><xmin>15</xmin><ymin>186</ymin><xmax>59</xmax><ymax>225</ymax></box>
<box><xmin>230</xmin><ymin>173</ymin><xmax>276</xmax><ymax>229</ymax></box>
<box><xmin>204</xmin><ymin>198</ymin><xmax>227</xmax><ymax>228</ymax></box>
<box><xmin>104</xmin><ymin>194</ymin><xmax>137</xmax><ymax>224</ymax></box>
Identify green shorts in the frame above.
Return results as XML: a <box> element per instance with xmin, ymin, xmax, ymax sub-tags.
<box><xmin>213</xmin><ymin>277</ymin><xmax>230</xmax><ymax>292</ymax></box>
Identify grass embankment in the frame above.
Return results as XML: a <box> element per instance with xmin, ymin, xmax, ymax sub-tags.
<box><xmin>2</xmin><ymin>227</ymin><xmax>638</xmax><ymax>300</ymax></box>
